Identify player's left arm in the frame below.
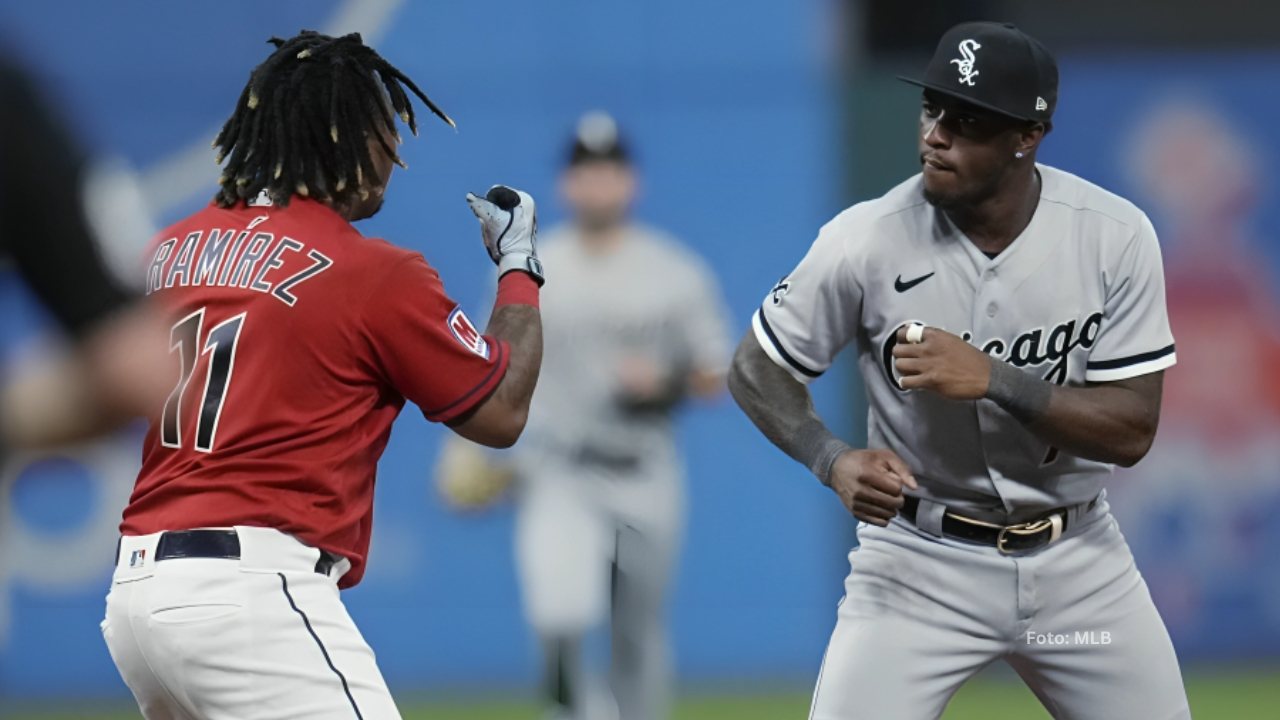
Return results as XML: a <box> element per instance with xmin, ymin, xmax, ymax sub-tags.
<box><xmin>893</xmin><ymin>329</ymin><xmax>1163</xmax><ymax>466</ymax></box>
<box><xmin>894</xmin><ymin>214</ymin><xmax>1175</xmax><ymax>467</ymax></box>
<box><xmin>1021</xmin><ymin>371</ymin><xmax>1163</xmax><ymax>467</ymax></box>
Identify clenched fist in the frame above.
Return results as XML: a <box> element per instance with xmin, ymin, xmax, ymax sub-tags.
<box><xmin>466</xmin><ymin>185</ymin><xmax>544</xmax><ymax>285</ymax></box>
<box><xmin>892</xmin><ymin>325</ymin><xmax>992</xmax><ymax>400</ymax></box>
<box><xmin>828</xmin><ymin>448</ymin><xmax>918</xmax><ymax>526</ymax></box>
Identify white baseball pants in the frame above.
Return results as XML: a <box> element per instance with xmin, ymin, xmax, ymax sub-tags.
<box><xmin>102</xmin><ymin>526</ymin><xmax>399</xmax><ymax>719</ymax></box>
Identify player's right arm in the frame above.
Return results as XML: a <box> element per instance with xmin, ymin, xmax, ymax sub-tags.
<box><xmin>446</xmin><ymin>287</ymin><xmax>541</xmax><ymax>448</ymax></box>
<box><xmin>362</xmin><ymin>187</ymin><xmax>542</xmax><ymax>449</ymax></box>
<box><xmin>729</xmin><ymin>214</ymin><xmax>916</xmax><ymax>526</ymax></box>
<box><xmin>730</xmin><ymin>337</ymin><xmax>916</xmax><ymax>526</ymax></box>
<box><xmin>445</xmin><ymin>187</ymin><xmax>544</xmax><ymax>448</ymax></box>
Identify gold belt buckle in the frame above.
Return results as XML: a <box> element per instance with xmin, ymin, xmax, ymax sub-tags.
<box><xmin>996</xmin><ymin>518</ymin><xmax>1054</xmax><ymax>555</ymax></box>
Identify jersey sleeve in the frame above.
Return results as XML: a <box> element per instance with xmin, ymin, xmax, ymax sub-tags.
<box><xmin>1084</xmin><ymin>213</ymin><xmax>1177</xmax><ymax>382</ymax></box>
<box><xmin>752</xmin><ymin>216</ymin><xmax>862</xmax><ymax>384</ymax></box>
<box><xmin>361</xmin><ymin>255</ymin><xmax>510</xmax><ymax>423</ymax></box>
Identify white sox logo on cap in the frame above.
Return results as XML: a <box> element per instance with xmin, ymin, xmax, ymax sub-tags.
<box><xmin>950</xmin><ymin>39</ymin><xmax>981</xmax><ymax>86</ymax></box>
<box><xmin>900</xmin><ymin>22</ymin><xmax>1057</xmax><ymax>122</ymax></box>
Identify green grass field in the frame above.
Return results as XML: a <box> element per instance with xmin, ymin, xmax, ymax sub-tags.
<box><xmin>6</xmin><ymin>669</ymin><xmax>1277</xmax><ymax>719</ymax></box>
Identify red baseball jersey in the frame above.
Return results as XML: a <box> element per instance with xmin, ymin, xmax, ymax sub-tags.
<box><xmin>121</xmin><ymin>197</ymin><xmax>508</xmax><ymax>587</ymax></box>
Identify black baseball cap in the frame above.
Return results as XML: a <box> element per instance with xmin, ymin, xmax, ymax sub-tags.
<box><xmin>567</xmin><ymin>110</ymin><xmax>630</xmax><ymax>166</ymax></box>
<box><xmin>899</xmin><ymin>21</ymin><xmax>1057</xmax><ymax>124</ymax></box>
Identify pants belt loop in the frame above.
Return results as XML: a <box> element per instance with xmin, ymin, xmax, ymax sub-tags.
<box><xmin>1065</xmin><ymin>503</ymin><xmax>1083</xmax><ymax>530</ymax></box>
<box><xmin>1065</xmin><ymin>494</ymin><xmax>1099</xmax><ymax>530</ymax></box>
<box><xmin>915</xmin><ymin>498</ymin><xmax>947</xmax><ymax>538</ymax></box>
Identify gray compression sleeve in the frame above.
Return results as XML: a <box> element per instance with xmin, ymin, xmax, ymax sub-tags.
<box><xmin>985</xmin><ymin>359</ymin><xmax>1053</xmax><ymax>425</ymax></box>
<box><xmin>796</xmin><ymin>418</ymin><xmax>853</xmax><ymax>486</ymax></box>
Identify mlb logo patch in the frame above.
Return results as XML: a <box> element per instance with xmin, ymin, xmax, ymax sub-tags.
<box><xmin>447</xmin><ymin>307</ymin><xmax>490</xmax><ymax>359</ymax></box>
<box><xmin>129</xmin><ymin>549</ymin><xmax>147</xmax><ymax>568</ymax></box>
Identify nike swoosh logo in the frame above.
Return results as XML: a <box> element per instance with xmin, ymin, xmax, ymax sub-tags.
<box><xmin>894</xmin><ymin>272</ymin><xmax>935</xmax><ymax>292</ymax></box>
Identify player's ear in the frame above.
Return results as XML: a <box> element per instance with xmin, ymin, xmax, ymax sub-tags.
<box><xmin>1017</xmin><ymin>122</ymin><xmax>1047</xmax><ymax>156</ymax></box>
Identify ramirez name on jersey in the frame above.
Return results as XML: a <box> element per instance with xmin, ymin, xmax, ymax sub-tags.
<box><xmin>146</xmin><ymin>222</ymin><xmax>332</xmax><ymax>306</ymax></box>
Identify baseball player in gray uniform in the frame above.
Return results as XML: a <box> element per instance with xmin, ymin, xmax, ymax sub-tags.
<box><xmin>728</xmin><ymin>22</ymin><xmax>1190</xmax><ymax>720</ymax></box>
<box><xmin>439</xmin><ymin>112</ymin><xmax>732</xmax><ymax>720</ymax></box>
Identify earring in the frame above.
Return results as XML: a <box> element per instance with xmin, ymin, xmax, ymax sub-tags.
<box><xmin>1015</xmin><ymin>151</ymin><xmax>1025</xmax><ymax>159</ymax></box>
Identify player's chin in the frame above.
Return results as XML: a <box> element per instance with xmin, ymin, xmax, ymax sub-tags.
<box><xmin>578</xmin><ymin>206</ymin><xmax>626</xmax><ymax>231</ymax></box>
<box><xmin>351</xmin><ymin>196</ymin><xmax>386</xmax><ymax>221</ymax></box>
<box><xmin>921</xmin><ymin>178</ymin><xmax>962</xmax><ymax>209</ymax></box>
<box><xmin>921</xmin><ymin>170</ymin><xmax>962</xmax><ymax>207</ymax></box>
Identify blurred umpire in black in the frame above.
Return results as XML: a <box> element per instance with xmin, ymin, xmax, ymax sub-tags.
<box><xmin>0</xmin><ymin>50</ymin><xmax>168</xmax><ymax>456</ymax></box>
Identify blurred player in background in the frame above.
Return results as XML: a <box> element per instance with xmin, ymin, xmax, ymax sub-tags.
<box><xmin>0</xmin><ymin>50</ymin><xmax>169</xmax><ymax>455</ymax></box>
<box><xmin>102</xmin><ymin>31</ymin><xmax>544</xmax><ymax>719</ymax></box>
<box><xmin>438</xmin><ymin>112</ymin><xmax>732</xmax><ymax>720</ymax></box>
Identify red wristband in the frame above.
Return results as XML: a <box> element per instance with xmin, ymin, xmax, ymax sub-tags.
<box><xmin>495</xmin><ymin>271</ymin><xmax>540</xmax><ymax>308</ymax></box>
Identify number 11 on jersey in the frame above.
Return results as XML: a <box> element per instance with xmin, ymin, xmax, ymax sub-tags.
<box><xmin>161</xmin><ymin>308</ymin><xmax>246</xmax><ymax>453</ymax></box>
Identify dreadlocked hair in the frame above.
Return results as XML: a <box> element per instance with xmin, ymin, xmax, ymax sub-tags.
<box><xmin>212</xmin><ymin>30</ymin><xmax>454</xmax><ymax>209</ymax></box>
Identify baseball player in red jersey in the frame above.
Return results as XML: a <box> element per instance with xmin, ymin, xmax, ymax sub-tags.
<box><xmin>102</xmin><ymin>31</ymin><xmax>544</xmax><ymax>719</ymax></box>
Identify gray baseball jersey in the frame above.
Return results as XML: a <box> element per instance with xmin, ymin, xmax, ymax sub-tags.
<box><xmin>517</xmin><ymin>222</ymin><xmax>732</xmax><ymax>475</ymax></box>
<box><xmin>757</xmin><ymin>164</ymin><xmax>1189</xmax><ymax>720</ymax></box>
<box><xmin>754</xmin><ymin>163</ymin><xmax>1176</xmax><ymax>519</ymax></box>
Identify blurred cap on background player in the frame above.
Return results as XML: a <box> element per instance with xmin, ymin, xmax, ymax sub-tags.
<box><xmin>899</xmin><ymin>21</ymin><xmax>1058</xmax><ymax>126</ymax></box>
<box><xmin>561</xmin><ymin>110</ymin><xmax>636</xmax><ymax>233</ymax></box>
<box><xmin>567</xmin><ymin>110</ymin><xmax>631</xmax><ymax>167</ymax></box>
